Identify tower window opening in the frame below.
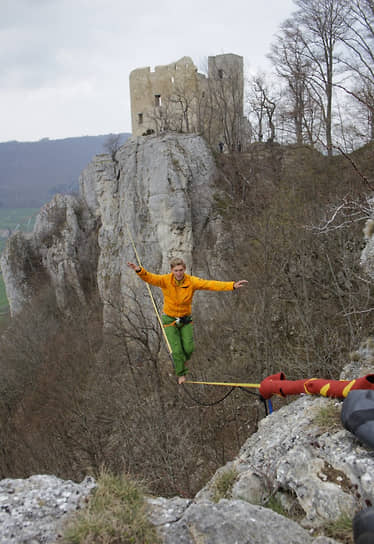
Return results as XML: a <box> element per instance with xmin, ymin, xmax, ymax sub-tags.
<box><xmin>138</xmin><ymin>113</ymin><xmax>143</xmax><ymax>125</ymax></box>
<box><xmin>218</xmin><ymin>69</ymin><xmax>224</xmax><ymax>79</ymax></box>
<box><xmin>155</xmin><ymin>94</ymin><xmax>161</xmax><ymax>107</ymax></box>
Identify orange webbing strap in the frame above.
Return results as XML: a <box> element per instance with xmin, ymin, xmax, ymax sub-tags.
<box><xmin>185</xmin><ymin>380</ymin><xmax>261</xmax><ymax>389</ymax></box>
<box><xmin>125</xmin><ymin>223</ymin><xmax>173</xmax><ymax>357</ymax></box>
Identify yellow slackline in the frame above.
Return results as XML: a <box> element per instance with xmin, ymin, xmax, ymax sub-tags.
<box><xmin>186</xmin><ymin>380</ymin><xmax>261</xmax><ymax>389</ymax></box>
<box><xmin>125</xmin><ymin>223</ymin><xmax>174</xmax><ymax>357</ymax></box>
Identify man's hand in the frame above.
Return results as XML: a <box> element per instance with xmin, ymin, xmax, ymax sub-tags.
<box><xmin>127</xmin><ymin>262</ymin><xmax>141</xmax><ymax>272</ymax></box>
<box><xmin>234</xmin><ymin>280</ymin><xmax>248</xmax><ymax>289</ymax></box>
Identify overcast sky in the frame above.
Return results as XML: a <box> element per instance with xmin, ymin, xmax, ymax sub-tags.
<box><xmin>0</xmin><ymin>0</ymin><xmax>295</xmax><ymax>143</ymax></box>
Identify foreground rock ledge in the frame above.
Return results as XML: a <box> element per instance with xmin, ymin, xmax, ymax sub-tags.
<box><xmin>0</xmin><ymin>474</ymin><xmax>95</xmax><ymax>544</ymax></box>
<box><xmin>147</xmin><ymin>496</ymin><xmax>338</xmax><ymax>544</ymax></box>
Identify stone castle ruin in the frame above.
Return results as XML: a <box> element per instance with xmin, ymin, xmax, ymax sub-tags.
<box><xmin>129</xmin><ymin>53</ymin><xmax>250</xmax><ymax>151</ymax></box>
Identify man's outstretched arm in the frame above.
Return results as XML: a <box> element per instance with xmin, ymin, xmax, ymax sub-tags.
<box><xmin>127</xmin><ymin>262</ymin><xmax>167</xmax><ymax>287</ymax></box>
<box><xmin>192</xmin><ymin>277</ymin><xmax>248</xmax><ymax>291</ymax></box>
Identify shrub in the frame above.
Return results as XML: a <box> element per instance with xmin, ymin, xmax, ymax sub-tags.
<box><xmin>265</xmin><ymin>495</ymin><xmax>287</xmax><ymax>516</ymax></box>
<box><xmin>264</xmin><ymin>490</ymin><xmax>305</xmax><ymax>521</ymax></box>
<box><xmin>212</xmin><ymin>468</ymin><xmax>238</xmax><ymax>503</ymax></box>
<box><xmin>62</xmin><ymin>470</ymin><xmax>160</xmax><ymax>544</ymax></box>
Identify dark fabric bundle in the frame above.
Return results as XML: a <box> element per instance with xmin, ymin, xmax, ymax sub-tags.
<box><xmin>341</xmin><ymin>389</ymin><xmax>374</xmax><ymax>450</ymax></box>
<box><xmin>353</xmin><ymin>507</ymin><xmax>374</xmax><ymax>544</ymax></box>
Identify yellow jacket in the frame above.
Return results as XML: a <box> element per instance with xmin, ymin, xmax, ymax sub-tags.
<box><xmin>137</xmin><ymin>267</ymin><xmax>235</xmax><ymax>317</ymax></box>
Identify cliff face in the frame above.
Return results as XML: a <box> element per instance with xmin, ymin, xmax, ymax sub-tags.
<box><xmin>1</xmin><ymin>133</ymin><xmax>223</xmax><ymax>319</ymax></box>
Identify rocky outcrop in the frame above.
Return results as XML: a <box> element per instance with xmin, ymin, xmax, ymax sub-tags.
<box><xmin>0</xmin><ymin>474</ymin><xmax>95</xmax><ymax>543</ymax></box>
<box><xmin>147</xmin><ymin>400</ymin><xmax>367</xmax><ymax>542</ymax></box>
<box><xmin>0</xmin><ymin>133</ymin><xmax>221</xmax><ymax>318</ymax></box>
<box><xmin>148</xmin><ymin>496</ymin><xmax>338</xmax><ymax>544</ymax></box>
<box><xmin>85</xmin><ymin>134</ymin><xmax>220</xmax><ymax>326</ymax></box>
<box><xmin>0</xmin><ymin>194</ymin><xmax>98</xmax><ymax>314</ymax></box>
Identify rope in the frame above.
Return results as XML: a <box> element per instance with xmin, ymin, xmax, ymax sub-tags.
<box><xmin>181</xmin><ymin>381</ymin><xmax>270</xmax><ymax>418</ymax></box>
<box><xmin>125</xmin><ymin>222</ymin><xmax>174</xmax><ymax>360</ymax></box>
<box><xmin>182</xmin><ymin>385</ymin><xmax>236</xmax><ymax>406</ymax></box>
<box><xmin>236</xmin><ymin>386</ymin><xmax>268</xmax><ymax>414</ymax></box>
<box><xmin>181</xmin><ymin>380</ymin><xmax>261</xmax><ymax>408</ymax></box>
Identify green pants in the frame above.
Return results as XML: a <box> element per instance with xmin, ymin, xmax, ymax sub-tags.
<box><xmin>162</xmin><ymin>315</ymin><xmax>194</xmax><ymax>376</ymax></box>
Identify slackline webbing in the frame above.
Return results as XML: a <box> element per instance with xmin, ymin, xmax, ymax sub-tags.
<box><xmin>125</xmin><ymin>222</ymin><xmax>174</xmax><ymax>358</ymax></box>
<box><xmin>186</xmin><ymin>380</ymin><xmax>261</xmax><ymax>389</ymax></box>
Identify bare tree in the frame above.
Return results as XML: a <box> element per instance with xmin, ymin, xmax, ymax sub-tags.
<box><xmin>103</xmin><ymin>134</ymin><xmax>123</xmax><ymax>162</ymax></box>
<box><xmin>247</xmin><ymin>74</ymin><xmax>280</xmax><ymax>143</ymax></box>
<box><xmin>337</xmin><ymin>0</ymin><xmax>374</xmax><ymax>141</ymax></box>
<box><xmin>145</xmin><ymin>73</ymin><xmax>199</xmax><ymax>136</ymax></box>
<box><xmin>269</xmin><ymin>21</ymin><xmax>320</xmax><ymax>145</ymax></box>
<box><xmin>290</xmin><ymin>0</ymin><xmax>352</xmax><ymax>155</ymax></box>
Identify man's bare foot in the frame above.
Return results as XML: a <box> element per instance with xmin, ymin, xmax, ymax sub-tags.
<box><xmin>178</xmin><ymin>375</ymin><xmax>187</xmax><ymax>385</ymax></box>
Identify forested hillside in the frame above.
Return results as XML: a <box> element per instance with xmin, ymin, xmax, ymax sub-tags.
<box><xmin>0</xmin><ymin>133</ymin><xmax>129</xmax><ymax>208</ymax></box>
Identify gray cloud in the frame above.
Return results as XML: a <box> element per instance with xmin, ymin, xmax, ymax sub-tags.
<box><xmin>0</xmin><ymin>0</ymin><xmax>295</xmax><ymax>141</ymax></box>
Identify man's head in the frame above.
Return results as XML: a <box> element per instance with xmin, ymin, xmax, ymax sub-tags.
<box><xmin>170</xmin><ymin>258</ymin><xmax>186</xmax><ymax>281</ymax></box>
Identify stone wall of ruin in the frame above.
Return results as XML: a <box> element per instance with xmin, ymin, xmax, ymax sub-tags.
<box><xmin>129</xmin><ymin>53</ymin><xmax>246</xmax><ymax>150</ymax></box>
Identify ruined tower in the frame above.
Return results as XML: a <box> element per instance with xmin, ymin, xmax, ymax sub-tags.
<box><xmin>129</xmin><ymin>53</ymin><xmax>247</xmax><ymax>151</ymax></box>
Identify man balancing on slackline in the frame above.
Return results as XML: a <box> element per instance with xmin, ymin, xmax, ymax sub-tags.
<box><xmin>127</xmin><ymin>258</ymin><xmax>248</xmax><ymax>384</ymax></box>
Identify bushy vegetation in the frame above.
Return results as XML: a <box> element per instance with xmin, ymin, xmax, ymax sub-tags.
<box><xmin>212</xmin><ymin>468</ymin><xmax>238</xmax><ymax>503</ymax></box>
<box><xmin>0</xmin><ymin>143</ymin><xmax>373</xmax><ymax>504</ymax></box>
<box><xmin>201</xmin><ymin>143</ymin><xmax>374</xmax><ymax>385</ymax></box>
<box><xmin>0</xmin><ymin>284</ymin><xmax>246</xmax><ymax>497</ymax></box>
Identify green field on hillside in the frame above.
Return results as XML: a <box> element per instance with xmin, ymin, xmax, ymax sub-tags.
<box><xmin>0</xmin><ymin>208</ymin><xmax>39</xmax><ymax>232</ymax></box>
<box><xmin>0</xmin><ymin>208</ymin><xmax>39</xmax><ymax>315</ymax></box>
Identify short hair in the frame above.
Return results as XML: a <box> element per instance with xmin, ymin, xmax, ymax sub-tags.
<box><xmin>170</xmin><ymin>257</ymin><xmax>186</xmax><ymax>269</ymax></box>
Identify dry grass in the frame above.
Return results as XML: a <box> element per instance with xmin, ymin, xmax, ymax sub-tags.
<box><xmin>312</xmin><ymin>401</ymin><xmax>343</xmax><ymax>435</ymax></box>
<box><xmin>212</xmin><ymin>468</ymin><xmax>238</xmax><ymax>503</ymax></box>
<box><xmin>62</xmin><ymin>470</ymin><xmax>160</xmax><ymax>544</ymax></box>
<box><xmin>322</xmin><ymin>513</ymin><xmax>353</xmax><ymax>544</ymax></box>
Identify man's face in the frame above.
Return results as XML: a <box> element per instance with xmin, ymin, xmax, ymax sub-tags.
<box><xmin>171</xmin><ymin>265</ymin><xmax>185</xmax><ymax>282</ymax></box>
